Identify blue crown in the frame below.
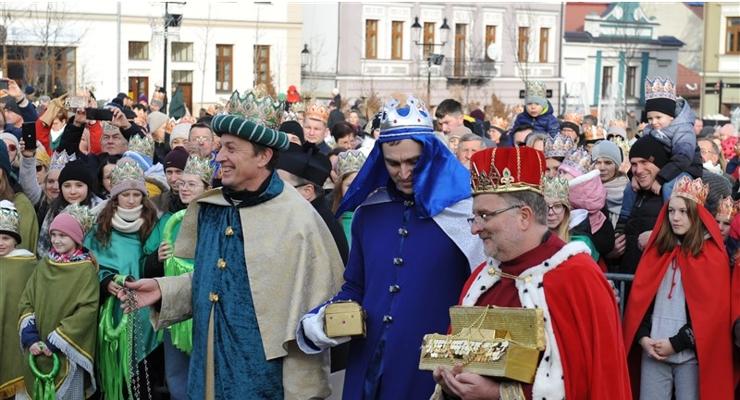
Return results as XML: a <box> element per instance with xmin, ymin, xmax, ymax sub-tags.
<box><xmin>645</xmin><ymin>76</ymin><xmax>676</xmax><ymax>101</ymax></box>
<box><xmin>379</xmin><ymin>96</ymin><xmax>433</xmax><ymax>137</ymax></box>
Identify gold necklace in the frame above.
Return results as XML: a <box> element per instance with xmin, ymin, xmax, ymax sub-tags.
<box><xmin>487</xmin><ymin>267</ymin><xmax>532</xmax><ymax>283</ymax></box>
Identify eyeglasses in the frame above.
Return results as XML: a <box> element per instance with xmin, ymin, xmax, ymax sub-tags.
<box><xmin>467</xmin><ymin>204</ymin><xmax>522</xmax><ymax>226</ymax></box>
<box><xmin>5</xmin><ymin>143</ymin><xmax>16</xmax><ymax>152</ymax></box>
<box><xmin>36</xmin><ymin>165</ymin><xmax>44</xmax><ymax>172</ymax></box>
<box><xmin>547</xmin><ymin>203</ymin><xmax>566</xmax><ymax>214</ymax></box>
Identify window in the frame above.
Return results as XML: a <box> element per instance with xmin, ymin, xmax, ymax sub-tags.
<box><xmin>172</xmin><ymin>70</ymin><xmax>193</xmax><ymax>83</ymax></box>
<box><xmin>171</xmin><ymin>42</ymin><xmax>193</xmax><ymax>62</ymax></box>
<box><xmin>391</xmin><ymin>21</ymin><xmax>403</xmax><ymax>60</ymax></box>
<box><xmin>215</xmin><ymin>44</ymin><xmax>233</xmax><ymax>92</ymax></box>
<box><xmin>602</xmin><ymin>66</ymin><xmax>613</xmax><ymax>98</ymax></box>
<box><xmin>626</xmin><ymin>66</ymin><xmax>637</xmax><ymax>97</ymax></box>
<box><xmin>1</xmin><ymin>46</ymin><xmax>76</xmax><ymax>95</ymax></box>
<box><xmin>454</xmin><ymin>24</ymin><xmax>467</xmax><ymax>76</ymax></box>
<box><xmin>423</xmin><ymin>22</ymin><xmax>435</xmax><ymax>59</ymax></box>
<box><xmin>727</xmin><ymin>17</ymin><xmax>740</xmax><ymax>54</ymax></box>
<box><xmin>365</xmin><ymin>19</ymin><xmax>378</xmax><ymax>59</ymax></box>
<box><xmin>539</xmin><ymin>28</ymin><xmax>549</xmax><ymax>63</ymax></box>
<box><xmin>517</xmin><ymin>27</ymin><xmax>529</xmax><ymax>62</ymax></box>
<box><xmin>254</xmin><ymin>45</ymin><xmax>270</xmax><ymax>86</ymax></box>
<box><xmin>485</xmin><ymin>25</ymin><xmax>496</xmax><ymax>60</ymax></box>
<box><xmin>128</xmin><ymin>41</ymin><xmax>149</xmax><ymax>60</ymax></box>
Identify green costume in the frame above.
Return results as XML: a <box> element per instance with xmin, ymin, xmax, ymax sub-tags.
<box><xmin>18</xmin><ymin>257</ymin><xmax>99</xmax><ymax>399</ymax></box>
<box><xmin>340</xmin><ymin>211</ymin><xmax>354</xmax><ymax>246</ymax></box>
<box><xmin>13</xmin><ymin>193</ymin><xmax>39</xmax><ymax>255</ymax></box>
<box><xmin>0</xmin><ymin>250</ymin><xmax>36</xmax><ymax>398</ymax></box>
<box><xmin>160</xmin><ymin>210</ymin><xmax>194</xmax><ymax>353</ymax></box>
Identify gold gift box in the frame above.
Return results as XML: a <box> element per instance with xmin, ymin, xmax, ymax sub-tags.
<box><xmin>325</xmin><ymin>301</ymin><xmax>366</xmax><ymax>338</ymax></box>
<box><xmin>418</xmin><ymin>306</ymin><xmax>545</xmax><ymax>384</ymax></box>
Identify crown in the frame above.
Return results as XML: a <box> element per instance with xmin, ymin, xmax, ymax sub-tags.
<box><xmin>645</xmin><ymin>76</ymin><xmax>677</xmax><ymax>101</ymax></box>
<box><xmin>110</xmin><ymin>157</ymin><xmax>145</xmax><ymax>188</ymax></box>
<box><xmin>49</xmin><ymin>149</ymin><xmax>76</xmax><ymax>172</ymax></box>
<box><xmin>525</xmin><ymin>81</ymin><xmax>547</xmax><ymax>98</ymax></box>
<box><xmin>0</xmin><ymin>200</ymin><xmax>20</xmax><ymax>237</ymax></box>
<box><xmin>225</xmin><ymin>89</ymin><xmax>285</xmax><ymax>129</ymax></box>
<box><xmin>379</xmin><ymin>95</ymin><xmax>433</xmax><ymax>136</ymax></box>
<box><xmin>584</xmin><ymin>125</ymin><xmax>607</xmax><ymax>142</ymax></box>
<box><xmin>336</xmin><ymin>150</ymin><xmax>367</xmax><ymax>178</ymax></box>
<box><xmin>128</xmin><ymin>134</ymin><xmax>155</xmax><ymax>159</ymax></box>
<box><xmin>611</xmin><ymin>136</ymin><xmax>631</xmax><ymax>161</ymax></box>
<box><xmin>560</xmin><ymin>147</ymin><xmax>593</xmax><ymax>176</ymax></box>
<box><xmin>563</xmin><ymin>112</ymin><xmax>583</xmax><ymax>125</ymax></box>
<box><xmin>672</xmin><ymin>175</ymin><xmax>709</xmax><ymax>205</ymax></box>
<box><xmin>304</xmin><ymin>102</ymin><xmax>329</xmax><ymax>124</ymax></box>
<box><xmin>541</xmin><ymin>175</ymin><xmax>570</xmax><ymax>206</ymax></box>
<box><xmin>490</xmin><ymin>116</ymin><xmax>509</xmax><ymax>131</ymax></box>
<box><xmin>60</xmin><ymin>203</ymin><xmax>97</xmax><ymax>235</ymax></box>
<box><xmin>183</xmin><ymin>155</ymin><xmax>215</xmax><ymax>184</ymax></box>
<box><xmin>470</xmin><ymin>147</ymin><xmax>545</xmax><ymax>195</ymax></box>
<box><xmin>290</xmin><ymin>101</ymin><xmax>306</xmax><ymax>113</ymax></box>
<box><xmin>544</xmin><ymin>134</ymin><xmax>576</xmax><ymax>159</ymax></box>
<box><xmin>609</xmin><ymin>119</ymin><xmax>627</xmax><ymax>129</ymax></box>
<box><xmin>716</xmin><ymin>195</ymin><xmax>736</xmax><ymax>223</ymax></box>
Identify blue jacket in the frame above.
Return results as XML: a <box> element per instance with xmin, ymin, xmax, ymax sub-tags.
<box><xmin>510</xmin><ymin>100</ymin><xmax>560</xmax><ymax>137</ymax></box>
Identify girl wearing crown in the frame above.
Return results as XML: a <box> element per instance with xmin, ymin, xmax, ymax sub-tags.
<box><xmin>623</xmin><ymin>176</ymin><xmax>737</xmax><ymax>399</ymax></box>
<box><xmin>542</xmin><ymin>176</ymin><xmax>600</xmax><ymax>262</ymax></box>
<box><xmin>18</xmin><ymin>205</ymin><xmax>99</xmax><ymax>399</ymax></box>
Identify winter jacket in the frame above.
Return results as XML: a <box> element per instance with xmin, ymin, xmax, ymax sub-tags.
<box><xmin>643</xmin><ymin>99</ymin><xmax>702</xmax><ymax>184</ymax></box>
<box><xmin>509</xmin><ymin>100</ymin><xmax>560</xmax><ymax>137</ymax></box>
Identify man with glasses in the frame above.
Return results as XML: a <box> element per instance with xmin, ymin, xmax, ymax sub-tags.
<box><xmin>433</xmin><ymin>146</ymin><xmax>630</xmax><ymax>400</ymax></box>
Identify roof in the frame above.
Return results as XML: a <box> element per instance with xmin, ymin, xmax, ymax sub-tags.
<box><xmin>565</xmin><ymin>2</ymin><xmax>609</xmax><ymax>32</ymax></box>
<box><xmin>676</xmin><ymin>63</ymin><xmax>701</xmax><ymax>98</ymax></box>
<box><xmin>564</xmin><ymin>31</ymin><xmax>684</xmax><ymax>47</ymax></box>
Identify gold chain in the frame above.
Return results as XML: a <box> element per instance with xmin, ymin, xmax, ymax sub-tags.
<box><xmin>488</xmin><ymin>267</ymin><xmax>529</xmax><ymax>282</ymax></box>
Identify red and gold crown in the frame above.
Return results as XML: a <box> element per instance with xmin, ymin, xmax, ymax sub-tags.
<box><xmin>584</xmin><ymin>125</ymin><xmax>606</xmax><ymax>142</ymax></box>
<box><xmin>715</xmin><ymin>196</ymin><xmax>736</xmax><ymax>223</ymax></box>
<box><xmin>304</xmin><ymin>102</ymin><xmax>329</xmax><ymax>124</ymax></box>
<box><xmin>470</xmin><ymin>147</ymin><xmax>546</xmax><ymax>195</ymax></box>
<box><xmin>672</xmin><ymin>176</ymin><xmax>709</xmax><ymax>205</ymax></box>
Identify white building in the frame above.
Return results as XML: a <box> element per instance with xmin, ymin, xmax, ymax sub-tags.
<box><xmin>0</xmin><ymin>1</ymin><xmax>303</xmax><ymax>112</ymax></box>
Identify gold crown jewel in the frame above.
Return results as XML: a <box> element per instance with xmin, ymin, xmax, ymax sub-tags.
<box><xmin>672</xmin><ymin>175</ymin><xmax>709</xmax><ymax>205</ymax></box>
<box><xmin>470</xmin><ymin>164</ymin><xmax>516</xmax><ymax>194</ymax></box>
<box><xmin>183</xmin><ymin>155</ymin><xmax>215</xmax><ymax>184</ymax></box>
<box><xmin>60</xmin><ymin>204</ymin><xmax>97</xmax><ymax>235</ymax></box>
<box><xmin>544</xmin><ymin>134</ymin><xmax>576</xmax><ymax>159</ymax></box>
<box><xmin>128</xmin><ymin>134</ymin><xmax>155</xmax><ymax>159</ymax></box>
<box><xmin>0</xmin><ymin>200</ymin><xmax>20</xmax><ymax>235</ymax></box>
<box><xmin>563</xmin><ymin>112</ymin><xmax>583</xmax><ymax>126</ymax></box>
<box><xmin>525</xmin><ymin>81</ymin><xmax>547</xmax><ymax>99</ymax></box>
<box><xmin>49</xmin><ymin>149</ymin><xmax>76</xmax><ymax>172</ymax></box>
<box><xmin>584</xmin><ymin>125</ymin><xmax>607</xmax><ymax>142</ymax></box>
<box><xmin>225</xmin><ymin>90</ymin><xmax>285</xmax><ymax>129</ymax></box>
<box><xmin>561</xmin><ymin>148</ymin><xmax>593</xmax><ymax>175</ymax></box>
<box><xmin>336</xmin><ymin>150</ymin><xmax>367</xmax><ymax>177</ymax></box>
<box><xmin>304</xmin><ymin>102</ymin><xmax>330</xmax><ymax>124</ymax></box>
<box><xmin>645</xmin><ymin>76</ymin><xmax>677</xmax><ymax>101</ymax></box>
<box><xmin>379</xmin><ymin>95</ymin><xmax>433</xmax><ymax>135</ymax></box>
<box><xmin>110</xmin><ymin>157</ymin><xmax>145</xmax><ymax>188</ymax></box>
<box><xmin>716</xmin><ymin>196</ymin><xmax>736</xmax><ymax>223</ymax></box>
<box><xmin>541</xmin><ymin>175</ymin><xmax>570</xmax><ymax>206</ymax></box>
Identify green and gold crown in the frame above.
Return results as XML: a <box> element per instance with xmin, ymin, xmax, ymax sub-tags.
<box><xmin>128</xmin><ymin>134</ymin><xmax>155</xmax><ymax>158</ymax></box>
<box><xmin>541</xmin><ymin>175</ymin><xmax>570</xmax><ymax>207</ymax></box>
<box><xmin>224</xmin><ymin>89</ymin><xmax>285</xmax><ymax>129</ymax></box>
<box><xmin>61</xmin><ymin>204</ymin><xmax>97</xmax><ymax>235</ymax></box>
<box><xmin>525</xmin><ymin>80</ymin><xmax>547</xmax><ymax>99</ymax></box>
<box><xmin>0</xmin><ymin>200</ymin><xmax>20</xmax><ymax>238</ymax></box>
<box><xmin>336</xmin><ymin>150</ymin><xmax>367</xmax><ymax>178</ymax></box>
<box><xmin>183</xmin><ymin>155</ymin><xmax>215</xmax><ymax>185</ymax></box>
<box><xmin>110</xmin><ymin>157</ymin><xmax>145</xmax><ymax>188</ymax></box>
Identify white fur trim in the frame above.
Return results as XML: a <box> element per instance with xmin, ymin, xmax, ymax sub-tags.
<box><xmin>568</xmin><ymin>169</ymin><xmax>601</xmax><ymax>188</ymax></box>
<box><xmin>568</xmin><ymin>209</ymin><xmax>588</xmax><ymax>229</ymax></box>
<box><xmin>432</xmin><ymin>197</ymin><xmax>486</xmax><ymax>271</ymax></box>
<box><xmin>295</xmin><ymin>305</ymin><xmax>350</xmax><ymax>355</ymax></box>
<box><xmin>6</xmin><ymin>249</ymin><xmax>34</xmax><ymax>257</ymax></box>
<box><xmin>48</xmin><ymin>330</ymin><xmax>97</xmax><ymax>399</ymax></box>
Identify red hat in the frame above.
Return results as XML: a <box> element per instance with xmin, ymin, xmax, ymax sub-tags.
<box><xmin>470</xmin><ymin>146</ymin><xmax>546</xmax><ymax>195</ymax></box>
<box><xmin>287</xmin><ymin>85</ymin><xmax>301</xmax><ymax>103</ymax></box>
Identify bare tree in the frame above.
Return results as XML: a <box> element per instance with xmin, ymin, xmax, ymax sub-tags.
<box><xmin>504</xmin><ymin>5</ymin><xmax>536</xmax><ymax>85</ymax></box>
<box><xmin>197</xmin><ymin>3</ymin><xmax>213</xmax><ymax>108</ymax></box>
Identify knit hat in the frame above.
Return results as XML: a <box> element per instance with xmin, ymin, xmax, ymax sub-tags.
<box><xmin>164</xmin><ymin>146</ymin><xmax>189</xmax><ymax>171</ymax></box>
<box><xmin>49</xmin><ymin>204</ymin><xmax>96</xmax><ymax>245</ymax></box>
<box><xmin>59</xmin><ymin>159</ymin><xmax>95</xmax><ymax>192</ymax></box>
<box><xmin>591</xmin><ymin>139</ymin><xmax>622</xmax><ymax>166</ymax></box>
<box><xmin>147</xmin><ymin>111</ymin><xmax>168</xmax><ymax>133</ymax></box>
<box><xmin>279</xmin><ymin>120</ymin><xmax>304</xmax><ymax>144</ymax></box>
<box><xmin>1</xmin><ymin>96</ymin><xmax>22</xmax><ymax>116</ymax></box>
<box><xmin>606</xmin><ymin>126</ymin><xmax>627</xmax><ymax>141</ymax></box>
<box><xmin>169</xmin><ymin>123</ymin><xmax>192</xmax><ymax>147</ymax></box>
<box><xmin>645</xmin><ymin>76</ymin><xmax>677</xmax><ymax>118</ymax></box>
<box><xmin>0</xmin><ymin>200</ymin><xmax>21</xmax><ymax>244</ymax></box>
<box><xmin>109</xmin><ymin>157</ymin><xmax>147</xmax><ymax>198</ymax></box>
<box><xmin>525</xmin><ymin>81</ymin><xmax>548</xmax><ymax>108</ymax></box>
<box><xmin>629</xmin><ymin>134</ymin><xmax>670</xmax><ymax>169</ymax></box>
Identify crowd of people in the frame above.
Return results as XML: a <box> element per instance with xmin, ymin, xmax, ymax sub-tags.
<box><xmin>0</xmin><ymin>74</ymin><xmax>738</xmax><ymax>400</ymax></box>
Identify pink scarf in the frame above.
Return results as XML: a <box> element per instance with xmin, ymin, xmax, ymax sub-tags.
<box><xmin>568</xmin><ymin>169</ymin><xmax>607</xmax><ymax>233</ymax></box>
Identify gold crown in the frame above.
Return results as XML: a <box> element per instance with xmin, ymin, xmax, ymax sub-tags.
<box><xmin>490</xmin><ymin>116</ymin><xmax>509</xmax><ymax>131</ymax></box>
<box><xmin>304</xmin><ymin>102</ymin><xmax>329</xmax><ymax>124</ymax></box>
<box><xmin>0</xmin><ymin>200</ymin><xmax>20</xmax><ymax>237</ymax></box>
<box><xmin>110</xmin><ymin>158</ymin><xmax>145</xmax><ymax>188</ymax></box>
<box><xmin>525</xmin><ymin>81</ymin><xmax>547</xmax><ymax>99</ymax></box>
<box><xmin>562</xmin><ymin>112</ymin><xmax>583</xmax><ymax>125</ymax></box>
<box><xmin>672</xmin><ymin>175</ymin><xmax>709</xmax><ymax>205</ymax></box>
<box><xmin>544</xmin><ymin>134</ymin><xmax>576</xmax><ymax>159</ymax></box>
<box><xmin>61</xmin><ymin>204</ymin><xmax>97</xmax><ymax>235</ymax></box>
<box><xmin>715</xmin><ymin>196</ymin><xmax>736</xmax><ymax>223</ymax></box>
<box><xmin>336</xmin><ymin>150</ymin><xmax>367</xmax><ymax>178</ymax></box>
<box><xmin>128</xmin><ymin>134</ymin><xmax>155</xmax><ymax>159</ymax></box>
<box><xmin>225</xmin><ymin>89</ymin><xmax>285</xmax><ymax>129</ymax></box>
<box><xmin>541</xmin><ymin>175</ymin><xmax>570</xmax><ymax>207</ymax></box>
<box><xmin>183</xmin><ymin>155</ymin><xmax>215</xmax><ymax>185</ymax></box>
<box><xmin>584</xmin><ymin>125</ymin><xmax>606</xmax><ymax>142</ymax></box>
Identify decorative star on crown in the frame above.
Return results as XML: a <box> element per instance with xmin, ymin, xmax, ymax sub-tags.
<box><xmin>225</xmin><ymin>89</ymin><xmax>285</xmax><ymax>129</ymax></box>
<box><xmin>563</xmin><ymin>113</ymin><xmax>583</xmax><ymax>125</ymax></box>
<box><xmin>336</xmin><ymin>150</ymin><xmax>367</xmax><ymax>177</ymax></box>
<box><xmin>541</xmin><ymin>175</ymin><xmax>570</xmax><ymax>206</ymax></box>
<box><xmin>379</xmin><ymin>95</ymin><xmax>433</xmax><ymax>135</ymax></box>
<box><xmin>645</xmin><ymin>76</ymin><xmax>677</xmax><ymax>101</ymax></box>
<box><xmin>490</xmin><ymin>116</ymin><xmax>510</xmax><ymax>131</ymax></box>
<box><xmin>584</xmin><ymin>125</ymin><xmax>607</xmax><ymax>142</ymax></box>
<box><xmin>716</xmin><ymin>196</ymin><xmax>736</xmax><ymax>223</ymax></box>
<box><xmin>61</xmin><ymin>204</ymin><xmax>97</xmax><ymax>235</ymax></box>
<box><xmin>561</xmin><ymin>148</ymin><xmax>593</xmax><ymax>176</ymax></box>
<box><xmin>183</xmin><ymin>155</ymin><xmax>215</xmax><ymax>184</ymax></box>
<box><xmin>110</xmin><ymin>158</ymin><xmax>145</xmax><ymax>188</ymax></box>
<box><xmin>0</xmin><ymin>200</ymin><xmax>19</xmax><ymax>236</ymax></box>
<box><xmin>49</xmin><ymin>150</ymin><xmax>76</xmax><ymax>172</ymax></box>
<box><xmin>525</xmin><ymin>81</ymin><xmax>547</xmax><ymax>98</ymax></box>
<box><xmin>672</xmin><ymin>175</ymin><xmax>709</xmax><ymax>205</ymax></box>
<box><xmin>544</xmin><ymin>134</ymin><xmax>576</xmax><ymax>159</ymax></box>
<box><xmin>304</xmin><ymin>102</ymin><xmax>329</xmax><ymax>124</ymax></box>
<box><xmin>128</xmin><ymin>134</ymin><xmax>155</xmax><ymax>159</ymax></box>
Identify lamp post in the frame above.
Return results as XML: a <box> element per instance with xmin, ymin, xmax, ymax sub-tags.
<box><xmin>301</xmin><ymin>44</ymin><xmax>310</xmax><ymax>74</ymax></box>
<box><xmin>411</xmin><ymin>17</ymin><xmax>450</xmax><ymax>105</ymax></box>
<box><xmin>162</xmin><ymin>2</ymin><xmax>184</xmax><ymax>106</ymax></box>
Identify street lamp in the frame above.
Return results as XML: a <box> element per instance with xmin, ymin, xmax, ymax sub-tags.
<box><xmin>410</xmin><ymin>17</ymin><xmax>450</xmax><ymax>105</ymax></box>
<box><xmin>301</xmin><ymin>44</ymin><xmax>310</xmax><ymax>71</ymax></box>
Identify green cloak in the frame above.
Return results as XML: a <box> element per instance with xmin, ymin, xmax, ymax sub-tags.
<box><xmin>160</xmin><ymin>210</ymin><xmax>194</xmax><ymax>353</ymax></box>
<box><xmin>18</xmin><ymin>257</ymin><xmax>99</xmax><ymax>399</ymax></box>
<box><xmin>14</xmin><ymin>192</ymin><xmax>39</xmax><ymax>255</ymax></box>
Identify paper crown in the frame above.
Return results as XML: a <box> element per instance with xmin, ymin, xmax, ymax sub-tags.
<box><xmin>544</xmin><ymin>134</ymin><xmax>576</xmax><ymax>159</ymax></box>
<box><xmin>470</xmin><ymin>147</ymin><xmax>546</xmax><ymax>195</ymax></box>
<box><xmin>128</xmin><ymin>134</ymin><xmax>155</xmax><ymax>159</ymax></box>
<box><xmin>611</xmin><ymin>136</ymin><xmax>631</xmax><ymax>161</ymax></box>
<box><xmin>0</xmin><ymin>200</ymin><xmax>20</xmax><ymax>242</ymax></box>
<box><xmin>715</xmin><ymin>195</ymin><xmax>736</xmax><ymax>223</ymax></box>
<box><xmin>490</xmin><ymin>116</ymin><xmax>510</xmax><ymax>131</ymax></box>
<box><xmin>541</xmin><ymin>175</ymin><xmax>570</xmax><ymax>206</ymax></box>
<box><xmin>560</xmin><ymin>148</ymin><xmax>593</xmax><ymax>176</ymax></box>
<box><xmin>224</xmin><ymin>89</ymin><xmax>285</xmax><ymax>129</ymax></box>
<box><xmin>60</xmin><ymin>203</ymin><xmax>97</xmax><ymax>236</ymax></box>
<box><xmin>336</xmin><ymin>149</ymin><xmax>367</xmax><ymax>178</ymax></box>
<box><xmin>110</xmin><ymin>157</ymin><xmax>145</xmax><ymax>188</ymax></box>
<box><xmin>183</xmin><ymin>155</ymin><xmax>215</xmax><ymax>185</ymax></box>
<box><xmin>562</xmin><ymin>112</ymin><xmax>583</xmax><ymax>126</ymax></box>
<box><xmin>525</xmin><ymin>81</ymin><xmax>547</xmax><ymax>98</ymax></box>
<box><xmin>379</xmin><ymin>95</ymin><xmax>433</xmax><ymax>136</ymax></box>
<box><xmin>672</xmin><ymin>175</ymin><xmax>708</xmax><ymax>205</ymax></box>
<box><xmin>583</xmin><ymin>125</ymin><xmax>607</xmax><ymax>142</ymax></box>
<box><xmin>49</xmin><ymin>149</ymin><xmax>76</xmax><ymax>172</ymax></box>
<box><xmin>304</xmin><ymin>102</ymin><xmax>330</xmax><ymax>124</ymax></box>
<box><xmin>645</xmin><ymin>76</ymin><xmax>677</xmax><ymax>101</ymax></box>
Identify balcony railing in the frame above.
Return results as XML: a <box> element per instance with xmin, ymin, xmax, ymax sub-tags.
<box><xmin>444</xmin><ymin>58</ymin><xmax>497</xmax><ymax>79</ymax></box>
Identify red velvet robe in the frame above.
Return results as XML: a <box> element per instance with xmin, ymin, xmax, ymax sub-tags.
<box><xmin>460</xmin><ymin>235</ymin><xmax>632</xmax><ymax>400</ymax></box>
<box><xmin>623</xmin><ymin>204</ymin><xmax>736</xmax><ymax>399</ymax></box>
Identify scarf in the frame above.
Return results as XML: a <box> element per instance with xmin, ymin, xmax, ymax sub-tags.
<box><xmin>48</xmin><ymin>247</ymin><xmax>91</xmax><ymax>263</ymax></box>
<box><xmin>602</xmin><ymin>175</ymin><xmax>628</xmax><ymax>227</ymax></box>
<box><xmin>703</xmin><ymin>161</ymin><xmax>723</xmax><ymax>175</ymax></box>
<box><xmin>221</xmin><ymin>170</ymin><xmax>284</xmax><ymax>208</ymax></box>
<box><xmin>112</xmin><ymin>205</ymin><xmax>144</xmax><ymax>233</ymax></box>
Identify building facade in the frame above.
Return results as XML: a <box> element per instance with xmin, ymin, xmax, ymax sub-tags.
<box><xmin>701</xmin><ymin>2</ymin><xmax>740</xmax><ymax>117</ymax></box>
<box><xmin>0</xmin><ymin>1</ymin><xmax>302</xmax><ymax>112</ymax></box>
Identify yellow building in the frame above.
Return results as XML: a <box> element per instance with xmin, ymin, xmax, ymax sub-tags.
<box><xmin>701</xmin><ymin>3</ymin><xmax>740</xmax><ymax>117</ymax></box>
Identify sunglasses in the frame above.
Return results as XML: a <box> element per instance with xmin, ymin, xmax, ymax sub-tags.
<box><xmin>6</xmin><ymin>143</ymin><xmax>16</xmax><ymax>152</ymax></box>
<box><xmin>36</xmin><ymin>165</ymin><xmax>45</xmax><ymax>172</ymax></box>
